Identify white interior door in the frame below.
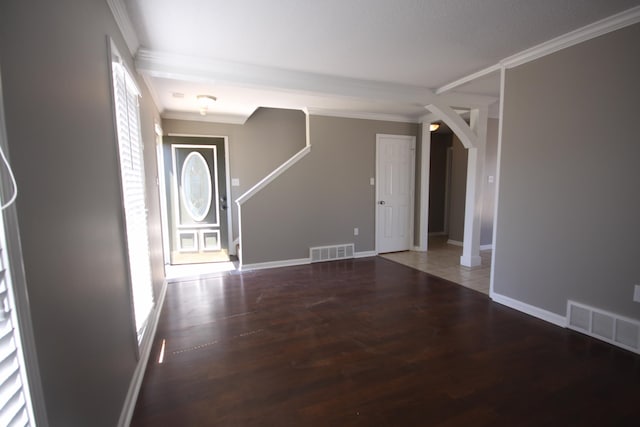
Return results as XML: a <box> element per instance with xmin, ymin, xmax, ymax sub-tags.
<box><xmin>376</xmin><ymin>134</ymin><xmax>415</xmax><ymax>253</ymax></box>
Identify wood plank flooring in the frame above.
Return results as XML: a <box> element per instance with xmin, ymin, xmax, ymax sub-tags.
<box><xmin>131</xmin><ymin>257</ymin><xmax>640</xmax><ymax>426</ymax></box>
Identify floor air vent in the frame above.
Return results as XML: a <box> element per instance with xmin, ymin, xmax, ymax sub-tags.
<box><xmin>310</xmin><ymin>243</ymin><xmax>354</xmax><ymax>263</ymax></box>
<box><xmin>567</xmin><ymin>300</ymin><xmax>640</xmax><ymax>354</ymax></box>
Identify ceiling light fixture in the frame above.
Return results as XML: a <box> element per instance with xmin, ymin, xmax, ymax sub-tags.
<box><xmin>429</xmin><ymin>123</ymin><xmax>440</xmax><ymax>132</ymax></box>
<box><xmin>196</xmin><ymin>95</ymin><xmax>217</xmax><ymax>115</ymax></box>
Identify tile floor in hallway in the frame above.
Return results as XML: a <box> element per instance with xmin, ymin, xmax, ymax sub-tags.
<box><xmin>380</xmin><ymin>236</ymin><xmax>492</xmax><ymax>295</ymax></box>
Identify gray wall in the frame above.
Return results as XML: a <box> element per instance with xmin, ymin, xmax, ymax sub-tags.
<box><xmin>494</xmin><ymin>22</ymin><xmax>640</xmax><ymax>320</ymax></box>
<box><xmin>480</xmin><ymin>118</ymin><xmax>499</xmax><ymax>246</ymax></box>
<box><xmin>448</xmin><ymin>135</ymin><xmax>467</xmax><ymax>242</ymax></box>
<box><xmin>162</xmin><ymin>107</ymin><xmax>306</xmax><ymax>242</ymax></box>
<box><xmin>242</xmin><ymin>115</ymin><xmax>417</xmax><ymax>264</ymax></box>
<box><xmin>0</xmin><ymin>0</ymin><xmax>163</xmax><ymax>425</ymax></box>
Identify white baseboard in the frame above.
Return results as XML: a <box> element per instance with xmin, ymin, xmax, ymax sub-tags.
<box><xmin>229</xmin><ymin>237</ymin><xmax>239</xmax><ymax>256</ymax></box>
<box><xmin>412</xmin><ymin>246</ymin><xmax>427</xmax><ymax>252</ymax></box>
<box><xmin>118</xmin><ymin>279</ymin><xmax>168</xmax><ymax>427</ymax></box>
<box><xmin>480</xmin><ymin>244</ymin><xmax>493</xmax><ymax>251</ymax></box>
<box><xmin>240</xmin><ymin>257</ymin><xmax>310</xmax><ymax>271</ymax></box>
<box><xmin>447</xmin><ymin>239</ymin><xmax>463</xmax><ymax>247</ymax></box>
<box><xmin>354</xmin><ymin>250</ymin><xmax>377</xmax><ymax>258</ymax></box>
<box><xmin>240</xmin><ymin>251</ymin><xmax>379</xmax><ymax>270</ymax></box>
<box><xmin>490</xmin><ymin>291</ymin><xmax>567</xmax><ymax>328</ymax></box>
<box><xmin>428</xmin><ymin>231</ymin><xmax>447</xmax><ymax>236</ymax></box>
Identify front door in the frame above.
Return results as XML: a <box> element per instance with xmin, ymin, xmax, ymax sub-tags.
<box><xmin>376</xmin><ymin>134</ymin><xmax>415</xmax><ymax>253</ymax></box>
<box><xmin>165</xmin><ymin>137</ymin><xmax>229</xmax><ymax>264</ymax></box>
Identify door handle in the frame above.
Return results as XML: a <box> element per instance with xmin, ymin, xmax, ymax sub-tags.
<box><xmin>378</xmin><ymin>201</ymin><xmax>386</xmax><ymax>205</ymax></box>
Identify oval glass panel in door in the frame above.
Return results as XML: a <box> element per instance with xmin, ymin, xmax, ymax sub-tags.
<box><xmin>181</xmin><ymin>152</ymin><xmax>212</xmax><ymax>221</ymax></box>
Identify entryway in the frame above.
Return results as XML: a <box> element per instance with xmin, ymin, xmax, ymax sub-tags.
<box><xmin>159</xmin><ymin>136</ymin><xmax>236</xmax><ymax>279</ymax></box>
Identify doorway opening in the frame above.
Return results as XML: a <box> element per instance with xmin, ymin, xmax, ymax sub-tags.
<box><xmin>158</xmin><ymin>135</ymin><xmax>236</xmax><ymax>279</ymax></box>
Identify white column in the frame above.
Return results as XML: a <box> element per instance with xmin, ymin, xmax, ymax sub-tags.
<box><xmin>416</xmin><ymin>122</ymin><xmax>432</xmax><ymax>251</ymax></box>
<box><xmin>460</xmin><ymin>107</ymin><xmax>488</xmax><ymax>267</ymax></box>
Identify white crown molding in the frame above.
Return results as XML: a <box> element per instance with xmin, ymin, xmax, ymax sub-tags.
<box><xmin>306</xmin><ymin>108</ymin><xmax>419</xmax><ymax>124</ymax></box>
<box><xmin>161</xmin><ymin>110</ymin><xmax>251</xmax><ymax>125</ymax></box>
<box><xmin>501</xmin><ymin>5</ymin><xmax>640</xmax><ymax>69</ymax></box>
<box><xmin>106</xmin><ymin>0</ymin><xmax>140</xmax><ymax>55</ymax></box>
<box><xmin>436</xmin><ymin>6</ymin><xmax>640</xmax><ymax>93</ymax></box>
<box><xmin>435</xmin><ymin>64</ymin><xmax>501</xmax><ymax>95</ymax></box>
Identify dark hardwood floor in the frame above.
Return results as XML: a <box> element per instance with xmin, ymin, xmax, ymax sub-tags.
<box><xmin>131</xmin><ymin>257</ymin><xmax>640</xmax><ymax>426</ymax></box>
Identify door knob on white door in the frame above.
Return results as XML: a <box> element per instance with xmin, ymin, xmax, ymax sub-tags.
<box><xmin>378</xmin><ymin>201</ymin><xmax>386</xmax><ymax>205</ymax></box>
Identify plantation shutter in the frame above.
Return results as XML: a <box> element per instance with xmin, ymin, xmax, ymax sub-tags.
<box><xmin>111</xmin><ymin>45</ymin><xmax>154</xmax><ymax>342</ymax></box>
<box><xmin>0</xmin><ymin>212</ymin><xmax>33</xmax><ymax>426</ymax></box>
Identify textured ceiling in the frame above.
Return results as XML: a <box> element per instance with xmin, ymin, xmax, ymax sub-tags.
<box><xmin>124</xmin><ymin>0</ymin><xmax>640</xmax><ymax>121</ymax></box>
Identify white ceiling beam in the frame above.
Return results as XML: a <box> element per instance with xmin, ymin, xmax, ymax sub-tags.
<box><xmin>135</xmin><ymin>49</ymin><xmax>438</xmax><ymax>107</ymax></box>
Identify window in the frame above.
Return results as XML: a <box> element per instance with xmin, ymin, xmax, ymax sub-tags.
<box><xmin>110</xmin><ymin>41</ymin><xmax>154</xmax><ymax>344</ymax></box>
<box><xmin>0</xmin><ymin>67</ymin><xmax>38</xmax><ymax>426</ymax></box>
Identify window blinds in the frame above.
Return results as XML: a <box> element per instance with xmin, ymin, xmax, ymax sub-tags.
<box><xmin>0</xmin><ymin>212</ymin><xmax>33</xmax><ymax>427</ymax></box>
<box><xmin>111</xmin><ymin>45</ymin><xmax>154</xmax><ymax>342</ymax></box>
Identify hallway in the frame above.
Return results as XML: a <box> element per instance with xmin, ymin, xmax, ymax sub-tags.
<box><xmin>380</xmin><ymin>236</ymin><xmax>492</xmax><ymax>295</ymax></box>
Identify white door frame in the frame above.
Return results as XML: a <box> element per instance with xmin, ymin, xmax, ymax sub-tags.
<box><xmin>154</xmin><ymin>123</ymin><xmax>171</xmax><ymax>268</ymax></box>
<box><xmin>375</xmin><ymin>134</ymin><xmax>416</xmax><ymax>254</ymax></box>
<box><xmin>159</xmin><ymin>133</ymin><xmax>234</xmax><ymax>261</ymax></box>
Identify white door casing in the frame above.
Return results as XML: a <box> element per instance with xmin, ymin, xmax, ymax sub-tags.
<box><xmin>376</xmin><ymin>134</ymin><xmax>415</xmax><ymax>253</ymax></box>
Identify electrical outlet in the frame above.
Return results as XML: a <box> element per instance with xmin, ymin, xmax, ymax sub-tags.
<box><xmin>370</xmin><ymin>177</ymin><xmax>375</xmax><ymax>186</ymax></box>
<box><xmin>354</xmin><ymin>228</ymin><xmax>359</xmax><ymax>236</ymax></box>
<box><xmin>231</xmin><ymin>178</ymin><xmax>240</xmax><ymax>187</ymax></box>
<box><xmin>634</xmin><ymin>285</ymin><xmax>640</xmax><ymax>303</ymax></box>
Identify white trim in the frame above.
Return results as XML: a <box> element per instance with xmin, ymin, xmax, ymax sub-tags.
<box><xmin>412</xmin><ymin>246</ymin><xmax>426</xmax><ymax>252</ymax></box>
<box><xmin>489</xmin><ymin>66</ymin><xmax>506</xmax><ymax>297</ymax></box>
<box><xmin>428</xmin><ymin>231</ymin><xmax>447</xmax><ymax>237</ymax></box>
<box><xmin>177</xmin><ymin>230</ymin><xmax>198</xmax><ymax>252</ymax></box>
<box><xmin>447</xmin><ymin>239</ymin><xmax>463</xmax><ymax>247</ymax></box>
<box><xmin>306</xmin><ymin>108</ymin><xmax>419</xmax><ymax>124</ymax></box>
<box><xmin>236</xmin><ymin>146</ymin><xmax>311</xmax><ymax>206</ymax></box>
<box><xmin>354</xmin><ymin>250</ymin><xmax>378</xmax><ymax>258</ymax></box>
<box><xmin>416</xmin><ymin>123</ymin><xmax>431</xmax><ymax>251</ymax></box>
<box><xmin>201</xmin><ymin>230</ymin><xmax>221</xmax><ymax>251</ymax></box>
<box><xmin>240</xmin><ymin>258</ymin><xmax>310</xmax><ymax>271</ymax></box>
<box><xmin>480</xmin><ymin>244</ymin><xmax>493</xmax><ymax>251</ymax></box>
<box><xmin>162</xmin><ymin>109</ymin><xmax>250</xmax><ymax>125</ymax></box>
<box><xmin>223</xmin><ymin>137</ymin><xmax>233</xmax><ymax>255</ymax></box>
<box><xmin>106</xmin><ymin>0</ymin><xmax>140</xmax><ymax>55</ymax></box>
<box><xmin>117</xmin><ymin>279</ymin><xmax>168</xmax><ymax>427</ymax></box>
<box><xmin>236</xmin><ymin>109</ymin><xmax>310</xmax><ymax>207</ymax></box>
<box><xmin>180</xmin><ymin>151</ymin><xmax>215</xmax><ymax>222</ymax></box>
<box><xmin>435</xmin><ymin>64</ymin><xmax>501</xmax><ymax>95</ymax></box>
<box><xmin>433</xmin><ymin>6</ymin><xmax>640</xmax><ymax>101</ymax></box>
<box><xmin>501</xmin><ymin>6</ymin><xmax>640</xmax><ymax>69</ymax></box>
<box><xmin>241</xmin><ymin>251</ymin><xmax>378</xmax><ymax>270</ymax></box>
<box><xmin>490</xmin><ymin>291</ymin><xmax>567</xmax><ymax>328</ymax></box>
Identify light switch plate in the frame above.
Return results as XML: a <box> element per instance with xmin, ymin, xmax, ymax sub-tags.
<box><xmin>370</xmin><ymin>177</ymin><xmax>375</xmax><ymax>186</ymax></box>
<box><xmin>231</xmin><ymin>178</ymin><xmax>240</xmax><ymax>187</ymax></box>
<box><xmin>354</xmin><ymin>228</ymin><xmax>359</xmax><ymax>236</ymax></box>
<box><xmin>634</xmin><ymin>285</ymin><xmax>640</xmax><ymax>303</ymax></box>
<box><xmin>488</xmin><ymin>175</ymin><xmax>494</xmax><ymax>183</ymax></box>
